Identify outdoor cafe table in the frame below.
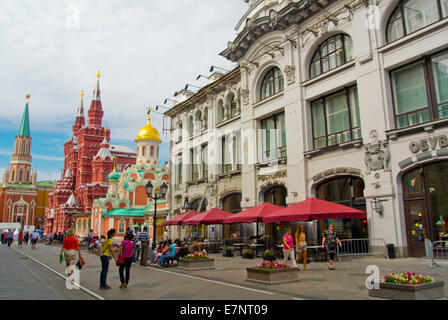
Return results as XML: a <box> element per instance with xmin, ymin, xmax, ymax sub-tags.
<box><xmin>248</xmin><ymin>243</ymin><xmax>265</xmax><ymax>257</ymax></box>
<box><xmin>233</xmin><ymin>243</ymin><xmax>247</xmax><ymax>256</ymax></box>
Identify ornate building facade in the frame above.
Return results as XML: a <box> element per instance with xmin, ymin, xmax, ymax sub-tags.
<box><xmin>0</xmin><ymin>95</ymin><xmax>38</xmax><ymax>228</ymax></box>
<box><xmin>44</xmin><ymin>73</ymin><xmax>137</xmax><ymax>234</ymax></box>
<box><xmin>166</xmin><ymin>0</ymin><xmax>448</xmax><ymax>257</ymax></box>
<box><xmin>89</xmin><ymin>109</ymin><xmax>170</xmax><ymax>240</ymax></box>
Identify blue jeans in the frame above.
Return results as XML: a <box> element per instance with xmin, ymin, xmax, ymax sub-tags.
<box><xmin>132</xmin><ymin>246</ymin><xmax>140</xmax><ymax>263</ymax></box>
<box><xmin>157</xmin><ymin>254</ymin><xmax>174</xmax><ymax>265</ymax></box>
<box><xmin>100</xmin><ymin>256</ymin><xmax>109</xmax><ymax>286</ymax></box>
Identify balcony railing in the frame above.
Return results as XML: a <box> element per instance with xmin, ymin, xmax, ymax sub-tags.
<box><xmin>262</xmin><ymin>146</ymin><xmax>287</xmax><ymax>162</ymax></box>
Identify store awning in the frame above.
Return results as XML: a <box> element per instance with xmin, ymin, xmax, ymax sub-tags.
<box><xmin>222</xmin><ymin>203</ymin><xmax>283</xmax><ymax>223</ymax></box>
<box><xmin>162</xmin><ymin>211</ymin><xmax>200</xmax><ymax>226</ymax></box>
<box><xmin>182</xmin><ymin>208</ymin><xmax>233</xmax><ymax>226</ymax></box>
<box><xmin>261</xmin><ymin>197</ymin><xmax>367</xmax><ymax>222</ymax></box>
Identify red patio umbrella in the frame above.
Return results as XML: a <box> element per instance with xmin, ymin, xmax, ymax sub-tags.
<box><xmin>182</xmin><ymin>208</ymin><xmax>233</xmax><ymax>226</ymax></box>
<box><xmin>223</xmin><ymin>203</ymin><xmax>283</xmax><ymax>223</ymax></box>
<box><xmin>162</xmin><ymin>211</ymin><xmax>199</xmax><ymax>226</ymax></box>
<box><xmin>261</xmin><ymin>197</ymin><xmax>366</xmax><ymax>223</ymax></box>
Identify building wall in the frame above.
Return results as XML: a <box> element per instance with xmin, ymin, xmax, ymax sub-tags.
<box><xmin>167</xmin><ymin>0</ymin><xmax>448</xmax><ymax>256</ymax></box>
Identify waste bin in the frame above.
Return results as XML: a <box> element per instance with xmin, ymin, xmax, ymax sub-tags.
<box><xmin>386</xmin><ymin>243</ymin><xmax>396</xmax><ymax>259</ymax></box>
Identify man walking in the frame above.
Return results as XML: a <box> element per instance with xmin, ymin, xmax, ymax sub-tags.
<box><xmin>7</xmin><ymin>229</ymin><xmax>13</xmax><ymax>247</ymax></box>
<box><xmin>31</xmin><ymin>230</ymin><xmax>39</xmax><ymax>249</ymax></box>
<box><xmin>138</xmin><ymin>227</ymin><xmax>150</xmax><ymax>266</ymax></box>
<box><xmin>132</xmin><ymin>227</ymin><xmax>140</xmax><ymax>263</ymax></box>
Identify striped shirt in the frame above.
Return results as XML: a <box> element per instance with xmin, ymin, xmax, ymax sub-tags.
<box><xmin>138</xmin><ymin>231</ymin><xmax>149</xmax><ymax>242</ymax></box>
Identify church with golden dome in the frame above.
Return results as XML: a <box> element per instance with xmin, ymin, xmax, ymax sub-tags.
<box><xmin>89</xmin><ymin>108</ymin><xmax>170</xmax><ymax>240</ymax></box>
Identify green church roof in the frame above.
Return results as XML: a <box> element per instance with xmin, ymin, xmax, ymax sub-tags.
<box><xmin>18</xmin><ymin>102</ymin><xmax>30</xmax><ymax>137</ymax></box>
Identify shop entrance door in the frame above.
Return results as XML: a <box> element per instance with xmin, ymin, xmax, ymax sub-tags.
<box><xmin>404</xmin><ymin>200</ymin><xmax>429</xmax><ymax>257</ymax></box>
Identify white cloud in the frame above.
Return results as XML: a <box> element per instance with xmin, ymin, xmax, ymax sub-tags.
<box><xmin>0</xmin><ymin>0</ymin><xmax>247</xmax><ymax>142</ymax></box>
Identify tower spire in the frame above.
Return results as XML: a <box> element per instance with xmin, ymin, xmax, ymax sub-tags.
<box><xmin>18</xmin><ymin>94</ymin><xmax>31</xmax><ymax>137</ymax></box>
<box><xmin>77</xmin><ymin>90</ymin><xmax>84</xmax><ymax>117</ymax></box>
<box><xmin>88</xmin><ymin>70</ymin><xmax>104</xmax><ymax>127</ymax></box>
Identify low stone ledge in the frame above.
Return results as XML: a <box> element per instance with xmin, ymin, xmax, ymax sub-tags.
<box><xmin>369</xmin><ymin>281</ymin><xmax>445</xmax><ymax>300</ymax></box>
<box><xmin>246</xmin><ymin>267</ymin><xmax>300</xmax><ymax>285</ymax></box>
<box><xmin>177</xmin><ymin>258</ymin><xmax>215</xmax><ymax>271</ymax></box>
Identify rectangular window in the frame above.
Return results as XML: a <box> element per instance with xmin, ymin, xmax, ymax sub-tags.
<box><xmin>432</xmin><ymin>51</ymin><xmax>448</xmax><ymax>119</ymax></box>
<box><xmin>190</xmin><ymin>148</ymin><xmax>199</xmax><ymax>181</ymax></box>
<box><xmin>221</xmin><ymin>136</ymin><xmax>231</xmax><ymax>174</ymax></box>
<box><xmin>442</xmin><ymin>0</ymin><xmax>448</xmax><ymax>18</ymax></box>
<box><xmin>260</xmin><ymin>112</ymin><xmax>286</xmax><ymax>161</ymax></box>
<box><xmin>311</xmin><ymin>86</ymin><xmax>362</xmax><ymax>150</ymax></box>
<box><xmin>391</xmin><ymin>50</ymin><xmax>448</xmax><ymax>129</ymax></box>
<box><xmin>177</xmin><ymin>156</ymin><xmax>182</xmax><ymax>186</ymax></box>
<box><xmin>202</xmin><ymin>144</ymin><xmax>208</xmax><ymax>179</ymax></box>
<box><xmin>233</xmin><ymin>131</ymin><xmax>242</xmax><ymax>170</ymax></box>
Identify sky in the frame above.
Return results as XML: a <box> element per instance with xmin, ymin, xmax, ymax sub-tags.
<box><xmin>0</xmin><ymin>0</ymin><xmax>248</xmax><ymax>182</ymax></box>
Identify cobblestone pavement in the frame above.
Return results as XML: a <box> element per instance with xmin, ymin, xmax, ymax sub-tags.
<box><xmin>0</xmin><ymin>245</ymin><xmax>93</xmax><ymax>300</ymax></box>
<box><xmin>4</xmin><ymin>242</ymin><xmax>448</xmax><ymax>300</ymax></box>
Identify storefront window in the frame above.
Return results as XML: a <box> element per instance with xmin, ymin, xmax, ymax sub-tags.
<box><xmin>426</xmin><ymin>162</ymin><xmax>448</xmax><ymax>240</ymax></box>
<box><xmin>316</xmin><ymin>176</ymin><xmax>367</xmax><ymax>239</ymax></box>
<box><xmin>190</xmin><ymin>198</ymin><xmax>207</xmax><ymax>213</ymax></box>
<box><xmin>403</xmin><ymin>168</ymin><xmax>424</xmax><ymax>194</ymax></box>
<box><xmin>264</xmin><ymin>186</ymin><xmax>287</xmax><ymax>207</ymax></box>
<box><xmin>222</xmin><ymin>193</ymin><xmax>242</xmax><ymax>239</ymax></box>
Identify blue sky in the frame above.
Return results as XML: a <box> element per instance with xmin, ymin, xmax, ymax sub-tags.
<box><xmin>0</xmin><ymin>0</ymin><xmax>248</xmax><ymax>181</ymax></box>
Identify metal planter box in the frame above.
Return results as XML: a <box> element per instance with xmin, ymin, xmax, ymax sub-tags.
<box><xmin>368</xmin><ymin>281</ymin><xmax>445</xmax><ymax>300</ymax></box>
<box><xmin>246</xmin><ymin>267</ymin><xmax>299</xmax><ymax>285</ymax></box>
<box><xmin>178</xmin><ymin>258</ymin><xmax>215</xmax><ymax>271</ymax></box>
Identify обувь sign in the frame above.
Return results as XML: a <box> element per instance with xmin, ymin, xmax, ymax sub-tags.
<box><xmin>409</xmin><ymin>135</ymin><xmax>448</xmax><ymax>153</ymax></box>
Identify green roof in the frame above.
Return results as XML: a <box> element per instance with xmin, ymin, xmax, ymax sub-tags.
<box><xmin>18</xmin><ymin>102</ymin><xmax>30</xmax><ymax>137</ymax></box>
<box><xmin>37</xmin><ymin>181</ymin><xmax>57</xmax><ymax>187</ymax></box>
<box><xmin>102</xmin><ymin>208</ymin><xmax>146</xmax><ymax>217</ymax></box>
<box><xmin>102</xmin><ymin>207</ymin><xmax>169</xmax><ymax>217</ymax></box>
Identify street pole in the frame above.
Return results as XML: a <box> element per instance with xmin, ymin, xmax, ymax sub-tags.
<box><xmin>153</xmin><ymin>196</ymin><xmax>157</xmax><ymax>250</ymax></box>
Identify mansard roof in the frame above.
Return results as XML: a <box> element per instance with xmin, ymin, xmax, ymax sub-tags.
<box><xmin>220</xmin><ymin>0</ymin><xmax>339</xmax><ymax>62</ymax></box>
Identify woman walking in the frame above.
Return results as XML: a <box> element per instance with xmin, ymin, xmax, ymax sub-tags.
<box><xmin>18</xmin><ymin>230</ymin><xmax>23</xmax><ymax>248</ymax></box>
<box><xmin>117</xmin><ymin>233</ymin><xmax>134</xmax><ymax>288</ymax></box>
<box><xmin>295</xmin><ymin>225</ymin><xmax>308</xmax><ymax>270</ymax></box>
<box><xmin>60</xmin><ymin>229</ymin><xmax>82</xmax><ymax>278</ymax></box>
<box><xmin>100</xmin><ymin>229</ymin><xmax>117</xmax><ymax>289</ymax></box>
<box><xmin>282</xmin><ymin>228</ymin><xmax>298</xmax><ymax>268</ymax></box>
<box><xmin>321</xmin><ymin>224</ymin><xmax>342</xmax><ymax>270</ymax></box>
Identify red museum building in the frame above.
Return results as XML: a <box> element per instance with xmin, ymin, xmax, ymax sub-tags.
<box><xmin>44</xmin><ymin>72</ymin><xmax>136</xmax><ymax>234</ymax></box>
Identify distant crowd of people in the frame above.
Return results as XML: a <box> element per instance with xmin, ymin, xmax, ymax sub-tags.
<box><xmin>1</xmin><ymin>229</ymin><xmax>40</xmax><ymax>248</ymax></box>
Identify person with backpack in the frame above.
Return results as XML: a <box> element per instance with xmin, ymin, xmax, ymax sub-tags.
<box><xmin>100</xmin><ymin>229</ymin><xmax>117</xmax><ymax>290</ymax></box>
<box><xmin>321</xmin><ymin>224</ymin><xmax>342</xmax><ymax>270</ymax></box>
<box><xmin>117</xmin><ymin>233</ymin><xmax>134</xmax><ymax>288</ymax></box>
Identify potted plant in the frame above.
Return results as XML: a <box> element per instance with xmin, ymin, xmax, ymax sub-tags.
<box><xmin>222</xmin><ymin>246</ymin><xmax>234</xmax><ymax>257</ymax></box>
<box><xmin>242</xmin><ymin>248</ymin><xmax>255</xmax><ymax>259</ymax></box>
<box><xmin>263</xmin><ymin>250</ymin><xmax>276</xmax><ymax>261</ymax></box>
<box><xmin>178</xmin><ymin>250</ymin><xmax>215</xmax><ymax>270</ymax></box>
<box><xmin>246</xmin><ymin>261</ymin><xmax>299</xmax><ymax>285</ymax></box>
<box><xmin>368</xmin><ymin>272</ymin><xmax>445</xmax><ymax>300</ymax></box>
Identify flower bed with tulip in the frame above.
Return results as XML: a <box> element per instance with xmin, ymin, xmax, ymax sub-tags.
<box><xmin>183</xmin><ymin>250</ymin><xmax>209</xmax><ymax>260</ymax></box>
<box><xmin>383</xmin><ymin>273</ymin><xmax>434</xmax><ymax>286</ymax></box>
<box><xmin>369</xmin><ymin>272</ymin><xmax>444</xmax><ymax>300</ymax></box>
<box><xmin>257</xmin><ymin>261</ymin><xmax>290</xmax><ymax>270</ymax></box>
<box><xmin>246</xmin><ymin>261</ymin><xmax>299</xmax><ymax>284</ymax></box>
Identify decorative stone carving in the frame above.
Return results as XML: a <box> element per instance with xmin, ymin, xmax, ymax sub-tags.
<box><xmin>269</xmin><ymin>10</ymin><xmax>279</xmax><ymax>29</ymax></box>
<box><xmin>365</xmin><ymin>130</ymin><xmax>391</xmax><ymax>174</ymax></box>
<box><xmin>284</xmin><ymin>65</ymin><xmax>295</xmax><ymax>85</ymax></box>
<box><xmin>240</xmin><ymin>89</ymin><xmax>249</xmax><ymax>106</ymax></box>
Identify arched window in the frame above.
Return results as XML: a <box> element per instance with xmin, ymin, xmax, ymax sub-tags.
<box><xmin>229</xmin><ymin>94</ymin><xmax>237</xmax><ymax>118</ymax></box>
<box><xmin>387</xmin><ymin>0</ymin><xmax>447</xmax><ymax>43</ymax></box>
<box><xmin>141</xmin><ymin>146</ymin><xmax>145</xmax><ymax>157</ymax></box>
<box><xmin>310</xmin><ymin>34</ymin><xmax>353</xmax><ymax>78</ymax></box>
<box><xmin>260</xmin><ymin>67</ymin><xmax>284</xmax><ymax>101</ymax></box>
<box><xmin>222</xmin><ymin>193</ymin><xmax>242</xmax><ymax>213</ymax></box>
<box><xmin>19</xmin><ymin>170</ymin><xmax>23</xmax><ymax>183</ymax></box>
<box><xmin>150</xmin><ymin>146</ymin><xmax>154</xmax><ymax>157</ymax></box>
<box><xmin>217</xmin><ymin>100</ymin><xmax>225</xmax><ymax>123</ymax></box>
<box><xmin>264</xmin><ymin>186</ymin><xmax>287</xmax><ymax>207</ymax></box>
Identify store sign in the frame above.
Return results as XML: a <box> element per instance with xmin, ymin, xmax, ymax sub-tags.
<box><xmin>257</xmin><ymin>170</ymin><xmax>287</xmax><ymax>182</ymax></box>
<box><xmin>409</xmin><ymin>135</ymin><xmax>448</xmax><ymax>153</ymax></box>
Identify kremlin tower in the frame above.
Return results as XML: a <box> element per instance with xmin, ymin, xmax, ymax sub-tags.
<box><xmin>44</xmin><ymin>72</ymin><xmax>136</xmax><ymax>234</ymax></box>
<box><xmin>0</xmin><ymin>95</ymin><xmax>38</xmax><ymax>227</ymax></box>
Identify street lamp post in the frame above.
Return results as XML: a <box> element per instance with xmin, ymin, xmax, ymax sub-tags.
<box><xmin>145</xmin><ymin>181</ymin><xmax>168</xmax><ymax>250</ymax></box>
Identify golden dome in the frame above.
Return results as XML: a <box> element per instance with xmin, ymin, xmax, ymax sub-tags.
<box><xmin>135</xmin><ymin>108</ymin><xmax>161</xmax><ymax>142</ymax></box>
